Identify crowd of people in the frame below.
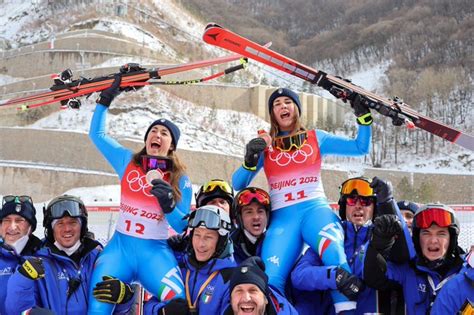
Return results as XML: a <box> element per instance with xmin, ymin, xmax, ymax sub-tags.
<box><xmin>1</xmin><ymin>75</ymin><xmax>472</xmax><ymax>315</ymax></box>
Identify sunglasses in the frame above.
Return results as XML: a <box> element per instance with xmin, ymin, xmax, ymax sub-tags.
<box><xmin>48</xmin><ymin>200</ymin><xmax>87</xmax><ymax>219</ymax></box>
<box><xmin>273</xmin><ymin>131</ymin><xmax>308</xmax><ymax>152</ymax></box>
<box><xmin>202</xmin><ymin>179</ymin><xmax>233</xmax><ymax>195</ymax></box>
<box><xmin>142</xmin><ymin>155</ymin><xmax>173</xmax><ymax>173</ymax></box>
<box><xmin>415</xmin><ymin>207</ymin><xmax>455</xmax><ymax>229</ymax></box>
<box><xmin>2</xmin><ymin>195</ymin><xmax>33</xmax><ymax>206</ymax></box>
<box><xmin>188</xmin><ymin>208</ymin><xmax>232</xmax><ymax>231</ymax></box>
<box><xmin>237</xmin><ymin>188</ymin><xmax>270</xmax><ymax>207</ymax></box>
<box><xmin>346</xmin><ymin>196</ymin><xmax>374</xmax><ymax>207</ymax></box>
<box><xmin>340</xmin><ymin>178</ymin><xmax>373</xmax><ymax>197</ymax></box>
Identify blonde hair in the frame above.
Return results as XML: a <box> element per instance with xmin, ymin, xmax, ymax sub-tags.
<box><xmin>132</xmin><ymin>148</ymin><xmax>186</xmax><ymax>202</ymax></box>
<box><xmin>269</xmin><ymin>105</ymin><xmax>306</xmax><ymax>139</ymax></box>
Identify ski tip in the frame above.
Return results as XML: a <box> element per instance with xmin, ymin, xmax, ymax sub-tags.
<box><xmin>205</xmin><ymin>22</ymin><xmax>222</xmax><ymax>30</ymax></box>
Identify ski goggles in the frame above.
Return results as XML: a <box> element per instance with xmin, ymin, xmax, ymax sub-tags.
<box><xmin>48</xmin><ymin>200</ymin><xmax>86</xmax><ymax>219</ymax></box>
<box><xmin>188</xmin><ymin>208</ymin><xmax>232</xmax><ymax>231</ymax></box>
<box><xmin>142</xmin><ymin>155</ymin><xmax>173</xmax><ymax>173</ymax></box>
<box><xmin>237</xmin><ymin>188</ymin><xmax>270</xmax><ymax>207</ymax></box>
<box><xmin>415</xmin><ymin>207</ymin><xmax>455</xmax><ymax>229</ymax></box>
<box><xmin>202</xmin><ymin>179</ymin><xmax>233</xmax><ymax>195</ymax></box>
<box><xmin>273</xmin><ymin>131</ymin><xmax>308</xmax><ymax>152</ymax></box>
<box><xmin>340</xmin><ymin>178</ymin><xmax>373</xmax><ymax>197</ymax></box>
<box><xmin>345</xmin><ymin>196</ymin><xmax>374</xmax><ymax>207</ymax></box>
<box><xmin>2</xmin><ymin>195</ymin><xmax>33</xmax><ymax>206</ymax></box>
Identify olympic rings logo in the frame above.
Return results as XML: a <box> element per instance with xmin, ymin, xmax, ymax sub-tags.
<box><xmin>268</xmin><ymin>143</ymin><xmax>314</xmax><ymax>166</ymax></box>
<box><xmin>126</xmin><ymin>170</ymin><xmax>153</xmax><ymax>197</ymax></box>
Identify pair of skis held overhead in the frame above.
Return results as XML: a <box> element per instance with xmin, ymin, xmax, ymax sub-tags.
<box><xmin>2</xmin><ymin>23</ymin><xmax>472</xmax><ymax>152</ymax></box>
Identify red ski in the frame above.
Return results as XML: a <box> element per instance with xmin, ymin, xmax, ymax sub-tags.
<box><xmin>203</xmin><ymin>23</ymin><xmax>473</xmax><ymax>152</ymax></box>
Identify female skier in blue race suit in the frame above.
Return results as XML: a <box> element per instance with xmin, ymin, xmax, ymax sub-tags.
<box><xmin>88</xmin><ymin>75</ymin><xmax>192</xmax><ymax>314</ymax></box>
<box><xmin>232</xmin><ymin>88</ymin><xmax>372</xmax><ymax>313</ymax></box>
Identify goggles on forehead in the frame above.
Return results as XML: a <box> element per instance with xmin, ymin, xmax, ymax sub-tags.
<box><xmin>237</xmin><ymin>188</ymin><xmax>270</xmax><ymax>207</ymax></box>
<box><xmin>346</xmin><ymin>196</ymin><xmax>374</xmax><ymax>207</ymax></box>
<box><xmin>202</xmin><ymin>179</ymin><xmax>233</xmax><ymax>195</ymax></box>
<box><xmin>415</xmin><ymin>207</ymin><xmax>455</xmax><ymax>229</ymax></box>
<box><xmin>188</xmin><ymin>208</ymin><xmax>232</xmax><ymax>232</ymax></box>
<box><xmin>2</xmin><ymin>195</ymin><xmax>33</xmax><ymax>206</ymax></box>
<box><xmin>142</xmin><ymin>155</ymin><xmax>173</xmax><ymax>173</ymax></box>
<box><xmin>49</xmin><ymin>200</ymin><xmax>86</xmax><ymax>219</ymax></box>
<box><xmin>340</xmin><ymin>178</ymin><xmax>373</xmax><ymax>197</ymax></box>
<box><xmin>273</xmin><ymin>131</ymin><xmax>308</xmax><ymax>152</ymax></box>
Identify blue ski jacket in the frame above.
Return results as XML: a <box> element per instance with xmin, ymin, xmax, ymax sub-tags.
<box><xmin>144</xmin><ymin>254</ymin><xmax>236</xmax><ymax>314</ymax></box>
<box><xmin>230</xmin><ymin>228</ymin><xmax>264</xmax><ymax>265</ymax></box>
<box><xmin>6</xmin><ymin>238</ymin><xmax>133</xmax><ymax>315</ymax></box>
<box><xmin>430</xmin><ymin>263</ymin><xmax>474</xmax><ymax>314</ymax></box>
<box><xmin>0</xmin><ymin>236</ymin><xmax>41</xmax><ymax>315</ymax></box>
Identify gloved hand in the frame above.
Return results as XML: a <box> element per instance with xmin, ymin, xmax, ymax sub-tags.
<box><xmin>370</xmin><ymin>176</ymin><xmax>393</xmax><ymax>204</ymax></box>
<box><xmin>371</xmin><ymin>215</ymin><xmax>402</xmax><ymax>253</ymax></box>
<box><xmin>167</xmin><ymin>233</ymin><xmax>189</xmax><ymax>252</ymax></box>
<box><xmin>351</xmin><ymin>94</ymin><xmax>373</xmax><ymax>125</ymax></box>
<box><xmin>150</xmin><ymin>179</ymin><xmax>176</xmax><ymax>214</ymax></box>
<box><xmin>334</xmin><ymin>267</ymin><xmax>365</xmax><ymax>301</ymax></box>
<box><xmin>96</xmin><ymin>74</ymin><xmax>122</xmax><ymax>107</ymax></box>
<box><xmin>244</xmin><ymin>138</ymin><xmax>267</xmax><ymax>169</ymax></box>
<box><xmin>18</xmin><ymin>257</ymin><xmax>45</xmax><ymax>280</ymax></box>
<box><xmin>93</xmin><ymin>276</ymin><xmax>134</xmax><ymax>304</ymax></box>
<box><xmin>159</xmin><ymin>298</ymin><xmax>189</xmax><ymax>315</ymax></box>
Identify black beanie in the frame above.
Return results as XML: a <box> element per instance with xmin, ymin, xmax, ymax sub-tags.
<box><xmin>230</xmin><ymin>256</ymin><xmax>268</xmax><ymax>294</ymax></box>
<box><xmin>268</xmin><ymin>88</ymin><xmax>302</xmax><ymax>116</ymax></box>
<box><xmin>0</xmin><ymin>200</ymin><xmax>37</xmax><ymax>232</ymax></box>
<box><xmin>397</xmin><ymin>200</ymin><xmax>419</xmax><ymax>214</ymax></box>
<box><xmin>144</xmin><ymin>118</ymin><xmax>181</xmax><ymax>148</ymax></box>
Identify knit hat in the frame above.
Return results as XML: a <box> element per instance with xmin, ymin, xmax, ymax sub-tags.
<box><xmin>144</xmin><ymin>118</ymin><xmax>181</xmax><ymax>148</ymax></box>
<box><xmin>230</xmin><ymin>256</ymin><xmax>268</xmax><ymax>294</ymax></box>
<box><xmin>397</xmin><ymin>200</ymin><xmax>419</xmax><ymax>214</ymax></box>
<box><xmin>268</xmin><ymin>88</ymin><xmax>302</xmax><ymax>116</ymax></box>
<box><xmin>0</xmin><ymin>200</ymin><xmax>37</xmax><ymax>232</ymax></box>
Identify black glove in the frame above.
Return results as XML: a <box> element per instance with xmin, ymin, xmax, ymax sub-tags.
<box><xmin>370</xmin><ymin>176</ymin><xmax>393</xmax><ymax>204</ymax></box>
<box><xmin>334</xmin><ymin>267</ymin><xmax>365</xmax><ymax>301</ymax></box>
<box><xmin>244</xmin><ymin>138</ymin><xmax>267</xmax><ymax>169</ymax></box>
<box><xmin>93</xmin><ymin>276</ymin><xmax>134</xmax><ymax>304</ymax></box>
<box><xmin>96</xmin><ymin>74</ymin><xmax>122</xmax><ymax>107</ymax></box>
<box><xmin>150</xmin><ymin>179</ymin><xmax>176</xmax><ymax>214</ymax></box>
<box><xmin>371</xmin><ymin>215</ymin><xmax>402</xmax><ymax>253</ymax></box>
<box><xmin>351</xmin><ymin>94</ymin><xmax>373</xmax><ymax>125</ymax></box>
<box><xmin>18</xmin><ymin>257</ymin><xmax>45</xmax><ymax>280</ymax></box>
<box><xmin>167</xmin><ymin>233</ymin><xmax>189</xmax><ymax>252</ymax></box>
<box><xmin>159</xmin><ymin>298</ymin><xmax>189</xmax><ymax>315</ymax></box>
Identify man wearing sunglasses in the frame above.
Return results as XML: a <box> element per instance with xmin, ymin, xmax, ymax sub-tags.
<box><xmin>231</xmin><ymin>187</ymin><xmax>271</xmax><ymax>265</ymax></box>
<box><xmin>6</xmin><ymin>195</ymin><xmax>134</xmax><ymax>315</ymax></box>
<box><xmin>144</xmin><ymin>205</ymin><xmax>235</xmax><ymax>315</ymax></box>
<box><xmin>363</xmin><ymin>204</ymin><xmax>465</xmax><ymax>314</ymax></box>
<box><xmin>291</xmin><ymin>176</ymin><xmax>410</xmax><ymax>314</ymax></box>
<box><xmin>0</xmin><ymin>195</ymin><xmax>41</xmax><ymax>315</ymax></box>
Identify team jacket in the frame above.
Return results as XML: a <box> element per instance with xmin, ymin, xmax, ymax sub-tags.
<box><xmin>89</xmin><ymin>104</ymin><xmax>191</xmax><ymax>237</ymax></box>
<box><xmin>0</xmin><ymin>236</ymin><xmax>41</xmax><ymax>315</ymax></box>
<box><xmin>291</xmin><ymin>222</ymin><xmax>405</xmax><ymax>314</ymax></box>
<box><xmin>144</xmin><ymin>254</ymin><xmax>236</xmax><ymax>314</ymax></box>
<box><xmin>6</xmin><ymin>238</ymin><xmax>133</xmax><ymax>315</ymax></box>
<box><xmin>230</xmin><ymin>228</ymin><xmax>264</xmax><ymax>265</ymax></box>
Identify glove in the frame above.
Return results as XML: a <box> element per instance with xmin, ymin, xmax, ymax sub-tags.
<box><xmin>244</xmin><ymin>138</ymin><xmax>267</xmax><ymax>170</ymax></box>
<box><xmin>351</xmin><ymin>94</ymin><xmax>372</xmax><ymax>125</ymax></box>
<box><xmin>18</xmin><ymin>257</ymin><xmax>45</xmax><ymax>280</ymax></box>
<box><xmin>370</xmin><ymin>176</ymin><xmax>393</xmax><ymax>204</ymax></box>
<box><xmin>159</xmin><ymin>298</ymin><xmax>189</xmax><ymax>315</ymax></box>
<box><xmin>334</xmin><ymin>267</ymin><xmax>365</xmax><ymax>301</ymax></box>
<box><xmin>96</xmin><ymin>74</ymin><xmax>122</xmax><ymax>107</ymax></box>
<box><xmin>167</xmin><ymin>233</ymin><xmax>189</xmax><ymax>252</ymax></box>
<box><xmin>150</xmin><ymin>179</ymin><xmax>176</xmax><ymax>214</ymax></box>
<box><xmin>93</xmin><ymin>276</ymin><xmax>134</xmax><ymax>304</ymax></box>
<box><xmin>371</xmin><ymin>215</ymin><xmax>402</xmax><ymax>253</ymax></box>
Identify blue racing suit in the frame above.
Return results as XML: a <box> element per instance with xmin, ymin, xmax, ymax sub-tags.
<box><xmin>233</xmin><ymin>126</ymin><xmax>371</xmax><ymax>312</ymax></box>
<box><xmin>6</xmin><ymin>238</ymin><xmax>132</xmax><ymax>314</ymax></box>
<box><xmin>144</xmin><ymin>254</ymin><xmax>236</xmax><ymax>314</ymax></box>
<box><xmin>0</xmin><ymin>236</ymin><xmax>41</xmax><ymax>315</ymax></box>
<box><xmin>88</xmin><ymin>104</ymin><xmax>191</xmax><ymax>314</ymax></box>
